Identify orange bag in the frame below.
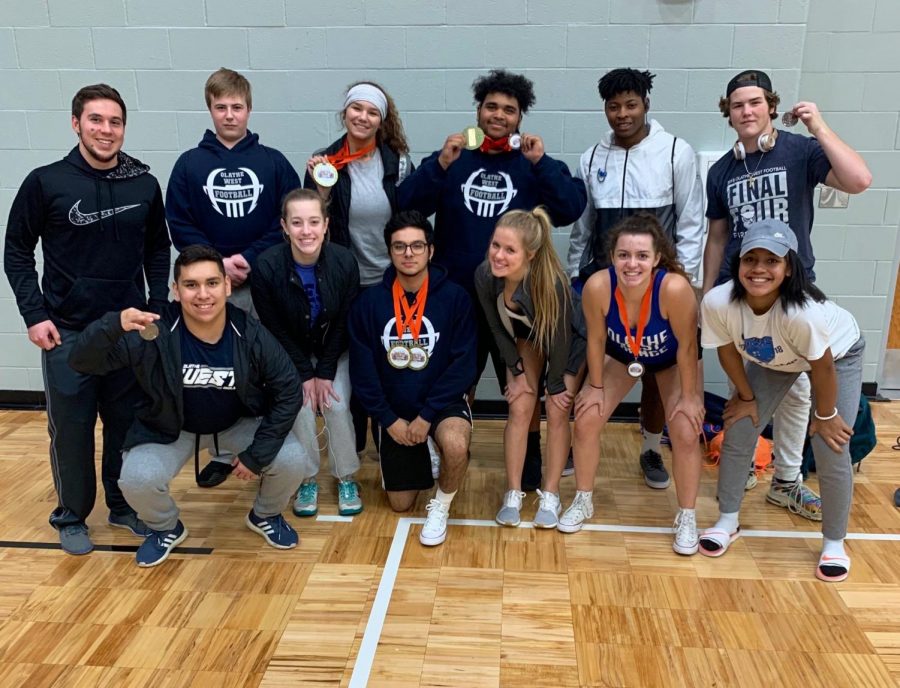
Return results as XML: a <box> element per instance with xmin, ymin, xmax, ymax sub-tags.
<box><xmin>704</xmin><ymin>430</ymin><xmax>773</xmax><ymax>475</ymax></box>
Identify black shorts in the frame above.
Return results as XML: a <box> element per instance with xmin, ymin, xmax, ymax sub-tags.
<box><xmin>379</xmin><ymin>399</ymin><xmax>472</xmax><ymax>492</ymax></box>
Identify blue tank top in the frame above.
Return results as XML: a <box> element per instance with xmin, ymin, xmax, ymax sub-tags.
<box><xmin>605</xmin><ymin>267</ymin><xmax>679</xmax><ymax>371</ymax></box>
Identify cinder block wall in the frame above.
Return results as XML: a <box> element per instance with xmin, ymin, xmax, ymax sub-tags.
<box><xmin>0</xmin><ymin>0</ymin><xmax>896</xmax><ymax>400</ymax></box>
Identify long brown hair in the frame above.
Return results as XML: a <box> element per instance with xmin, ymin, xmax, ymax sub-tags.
<box><xmin>341</xmin><ymin>81</ymin><xmax>409</xmax><ymax>155</ymax></box>
<box><xmin>495</xmin><ymin>207</ymin><xmax>569</xmax><ymax>353</ymax></box>
<box><xmin>605</xmin><ymin>212</ymin><xmax>688</xmax><ymax>280</ymax></box>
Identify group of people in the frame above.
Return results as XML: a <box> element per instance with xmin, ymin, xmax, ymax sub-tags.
<box><xmin>3</xmin><ymin>64</ymin><xmax>872</xmax><ymax>583</ymax></box>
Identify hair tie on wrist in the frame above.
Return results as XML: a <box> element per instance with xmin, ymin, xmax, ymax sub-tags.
<box><xmin>738</xmin><ymin>392</ymin><xmax>755</xmax><ymax>402</ymax></box>
<box><xmin>589</xmin><ymin>383</ymin><xmax>604</xmax><ymax>389</ymax></box>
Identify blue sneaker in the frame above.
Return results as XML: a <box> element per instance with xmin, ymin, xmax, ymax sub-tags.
<box><xmin>135</xmin><ymin>520</ymin><xmax>188</xmax><ymax>568</ymax></box>
<box><xmin>108</xmin><ymin>511</ymin><xmax>151</xmax><ymax>537</ymax></box>
<box><xmin>337</xmin><ymin>480</ymin><xmax>363</xmax><ymax>516</ymax></box>
<box><xmin>245</xmin><ymin>510</ymin><xmax>298</xmax><ymax>549</ymax></box>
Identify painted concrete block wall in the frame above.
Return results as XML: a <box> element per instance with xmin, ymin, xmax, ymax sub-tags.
<box><xmin>0</xmin><ymin>0</ymin><xmax>895</xmax><ymax>402</ymax></box>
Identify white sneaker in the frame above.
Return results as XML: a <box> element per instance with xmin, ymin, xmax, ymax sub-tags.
<box><xmin>672</xmin><ymin>509</ymin><xmax>699</xmax><ymax>555</ymax></box>
<box><xmin>420</xmin><ymin>499</ymin><xmax>450</xmax><ymax>546</ymax></box>
<box><xmin>428</xmin><ymin>437</ymin><xmax>441</xmax><ymax>479</ymax></box>
<box><xmin>557</xmin><ymin>491</ymin><xmax>593</xmax><ymax>533</ymax></box>
<box><xmin>533</xmin><ymin>490</ymin><xmax>561</xmax><ymax>528</ymax></box>
<box><xmin>495</xmin><ymin>489</ymin><xmax>525</xmax><ymax>526</ymax></box>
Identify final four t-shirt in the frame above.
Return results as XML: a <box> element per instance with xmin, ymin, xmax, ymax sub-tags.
<box><xmin>700</xmin><ymin>282</ymin><xmax>859</xmax><ymax>373</ymax></box>
<box><xmin>180</xmin><ymin>323</ymin><xmax>250</xmax><ymax>434</ymax></box>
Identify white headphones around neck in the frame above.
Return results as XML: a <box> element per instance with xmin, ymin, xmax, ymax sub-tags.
<box><xmin>732</xmin><ymin>129</ymin><xmax>778</xmax><ymax>160</ymax></box>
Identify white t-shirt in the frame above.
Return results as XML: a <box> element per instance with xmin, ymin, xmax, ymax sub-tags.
<box><xmin>700</xmin><ymin>281</ymin><xmax>860</xmax><ymax>373</ymax></box>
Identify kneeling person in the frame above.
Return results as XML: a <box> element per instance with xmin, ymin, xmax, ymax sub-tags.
<box><xmin>69</xmin><ymin>245</ymin><xmax>304</xmax><ymax>567</ymax></box>
<box><xmin>349</xmin><ymin>211</ymin><xmax>477</xmax><ymax>546</ymax></box>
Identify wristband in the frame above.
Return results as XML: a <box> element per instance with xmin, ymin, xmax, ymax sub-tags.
<box><xmin>814</xmin><ymin>407</ymin><xmax>839</xmax><ymax>421</ymax></box>
<box><xmin>737</xmin><ymin>392</ymin><xmax>755</xmax><ymax>402</ymax></box>
<box><xmin>588</xmin><ymin>383</ymin><xmax>604</xmax><ymax>390</ymax></box>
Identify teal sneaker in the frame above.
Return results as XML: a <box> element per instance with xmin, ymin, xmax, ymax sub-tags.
<box><xmin>338</xmin><ymin>480</ymin><xmax>363</xmax><ymax>516</ymax></box>
<box><xmin>293</xmin><ymin>480</ymin><xmax>319</xmax><ymax>517</ymax></box>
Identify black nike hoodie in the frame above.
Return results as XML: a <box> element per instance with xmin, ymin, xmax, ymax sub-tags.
<box><xmin>4</xmin><ymin>146</ymin><xmax>171</xmax><ymax>330</ymax></box>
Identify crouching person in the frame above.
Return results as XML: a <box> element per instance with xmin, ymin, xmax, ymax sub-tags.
<box><xmin>69</xmin><ymin>245</ymin><xmax>304</xmax><ymax>567</ymax></box>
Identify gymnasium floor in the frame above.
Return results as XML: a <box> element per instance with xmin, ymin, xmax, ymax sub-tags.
<box><xmin>0</xmin><ymin>405</ymin><xmax>897</xmax><ymax>687</ymax></box>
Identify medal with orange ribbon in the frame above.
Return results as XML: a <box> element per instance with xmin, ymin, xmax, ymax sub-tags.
<box><xmin>614</xmin><ymin>278</ymin><xmax>653</xmax><ymax>378</ymax></box>
<box><xmin>312</xmin><ymin>139</ymin><xmax>377</xmax><ymax>188</ymax></box>
<box><xmin>388</xmin><ymin>276</ymin><xmax>429</xmax><ymax>369</ymax></box>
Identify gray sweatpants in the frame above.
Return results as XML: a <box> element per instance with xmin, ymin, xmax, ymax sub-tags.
<box><xmin>119</xmin><ymin>417</ymin><xmax>304</xmax><ymax>531</ymax></box>
<box><xmin>717</xmin><ymin>338</ymin><xmax>864</xmax><ymax>540</ymax></box>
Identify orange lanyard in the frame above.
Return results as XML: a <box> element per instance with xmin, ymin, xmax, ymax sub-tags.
<box><xmin>327</xmin><ymin>139</ymin><xmax>377</xmax><ymax>170</ymax></box>
<box><xmin>613</xmin><ymin>277</ymin><xmax>653</xmax><ymax>359</ymax></box>
<box><xmin>392</xmin><ymin>276</ymin><xmax>429</xmax><ymax>340</ymax></box>
<box><xmin>480</xmin><ymin>135</ymin><xmax>511</xmax><ymax>153</ymax></box>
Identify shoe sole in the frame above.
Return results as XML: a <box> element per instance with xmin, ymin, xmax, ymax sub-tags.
<box><xmin>338</xmin><ymin>505</ymin><xmax>363</xmax><ymax>516</ymax></box>
<box><xmin>698</xmin><ymin>529</ymin><xmax>740</xmax><ymax>558</ymax></box>
<box><xmin>673</xmin><ymin>541</ymin><xmax>700</xmax><ymax>556</ymax></box>
<box><xmin>245</xmin><ymin>516</ymin><xmax>298</xmax><ymax>549</ymax></box>
<box><xmin>60</xmin><ymin>541</ymin><xmax>94</xmax><ymax>555</ymax></box>
<box><xmin>292</xmin><ymin>507</ymin><xmax>318</xmax><ymax>517</ymax></box>
<box><xmin>556</xmin><ymin>521</ymin><xmax>585</xmax><ymax>533</ymax></box>
<box><xmin>643</xmin><ymin>476</ymin><xmax>671</xmax><ymax>489</ymax></box>
<box><xmin>765</xmin><ymin>493</ymin><xmax>823</xmax><ymax>522</ymax></box>
<box><xmin>561</xmin><ymin>468</ymin><xmax>575</xmax><ymax>477</ymax></box>
<box><xmin>137</xmin><ymin>527</ymin><xmax>188</xmax><ymax>568</ymax></box>
<box><xmin>419</xmin><ymin>529</ymin><xmax>447</xmax><ymax>546</ymax></box>
<box><xmin>496</xmin><ymin>516</ymin><xmax>521</xmax><ymax>527</ymax></box>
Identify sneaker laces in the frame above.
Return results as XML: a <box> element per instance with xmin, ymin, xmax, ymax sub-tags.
<box><xmin>265</xmin><ymin>514</ymin><xmax>291</xmax><ymax>539</ymax></box>
<box><xmin>673</xmin><ymin>510</ymin><xmax>697</xmax><ymax>542</ymax></box>
<box><xmin>504</xmin><ymin>489</ymin><xmax>525</xmax><ymax>509</ymax></box>
<box><xmin>536</xmin><ymin>489</ymin><xmax>560</xmax><ymax>512</ymax></box>
<box><xmin>424</xmin><ymin>498</ymin><xmax>449</xmax><ymax>519</ymax></box>
<box><xmin>298</xmin><ymin>481</ymin><xmax>318</xmax><ymax>502</ymax></box>
<box><xmin>781</xmin><ymin>480</ymin><xmax>821</xmax><ymax>515</ymax></box>
<box><xmin>338</xmin><ymin>480</ymin><xmax>359</xmax><ymax>502</ymax></box>
<box><xmin>565</xmin><ymin>491</ymin><xmax>593</xmax><ymax>520</ymax></box>
<box><xmin>642</xmin><ymin>450</ymin><xmax>664</xmax><ymax>471</ymax></box>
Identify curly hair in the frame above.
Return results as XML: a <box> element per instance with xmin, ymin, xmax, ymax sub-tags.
<box><xmin>472</xmin><ymin>69</ymin><xmax>536</xmax><ymax>113</ymax></box>
<box><xmin>604</xmin><ymin>212</ymin><xmax>688</xmax><ymax>280</ymax></box>
<box><xmin>340</xmin><ymin>80</ymin><xmax>409</xmax><ymax>155</ymax></box>
<box><xmin>598</xmin><ymin>68</ymin><xmax>656</xmax><ymax>101</ymax></box>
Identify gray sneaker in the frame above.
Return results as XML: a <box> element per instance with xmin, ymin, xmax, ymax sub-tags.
<box><xmin>108</xmin><ymin>511</ymin><xmax>151</xmax><ymax>537</ymax></box>
<box><xmin>496</xmin><ymin>489</ymin><xmax>525</xmax><ymax>526</ymax></box>
<box><xmin>59</xmin><ymin>523</ymin><xmax>93</xmax><ymax>555</ymax></box>
<box><xmin>639</xmin><ymin>449</ymin><xmax>670</xmax><ymax>489</ymax></box>
<box><xmin>533</xmin><ymin>490</ymin><xmax>561</xmax><ymax>528</ymax></box>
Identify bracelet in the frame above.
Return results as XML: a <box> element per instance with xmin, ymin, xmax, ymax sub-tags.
<box><xmin>814</xmin><ymin>407</ymin><xmax>839</xmax><ymax>421</ymax></box>
<box><xmin>588</xmin><ymin>383</ymin><xmax>604</xmax><ymax>390</ymax></box>
<box><xmin>737</xmin><ymin>392</ymin><xmax>755</xmax><ymax>402</ymax></box>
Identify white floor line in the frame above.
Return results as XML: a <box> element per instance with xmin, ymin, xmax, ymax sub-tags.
<box><xmin>315</xmin><ymin>514</ymin><xmax>355</xmax><ymax>523</ymax></box>
<box><xmin>348</xmin><ymin>518</ymin><xmax>411</xmax><ymax>688</ymax></box>
<box><xmin>343</xmin><ymin>515</ymin><xmax>900</xmax><ymax>687</ymax></box>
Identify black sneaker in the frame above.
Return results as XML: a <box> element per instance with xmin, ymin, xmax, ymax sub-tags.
<box><xmin>639</xmin><ymin>449</ymin><xmax>670</xmax><ymax>489</ymax></box>
<box><xmin>196</xmin><ymin>461</ymin><xmax>233</xmax><ymax>488</ymax></box>
<box><xmin>522</xmin><ymin>430</ymin><xmax>542</xmax><ymax>492</ymax></box>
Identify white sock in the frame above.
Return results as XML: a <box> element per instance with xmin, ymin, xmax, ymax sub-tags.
<box><xmin>822</xmin><ymin>537</ymin><xmax>846</xmax><ymax>559</ymax></box>
<box><xmin>435</xmin><ymin>488</ymin><xmax>456</xmax><ymax>508</ymax></box>
<box><xmin>713</xmin><ymin>511</ymin><xmax>740</xmax><ymax>534</ymax></box>
<box><xmin>642</xmin><ymin>431</ymin><xmax>662</xmax><ymax>454</ymax></box>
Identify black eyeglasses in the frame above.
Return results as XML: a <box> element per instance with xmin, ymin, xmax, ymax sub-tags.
<box><xmin>390</xmin><ymin>241</ymin><xmax>429</xmax><ymax>255</ymax></box>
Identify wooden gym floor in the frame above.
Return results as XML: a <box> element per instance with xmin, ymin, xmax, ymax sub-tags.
<box><xmin>0</xmin><ymin>405</ymin><xmax>897</xmax><ymax>687</ymax></box>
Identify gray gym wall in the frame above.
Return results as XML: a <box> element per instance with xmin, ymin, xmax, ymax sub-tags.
<box><xmin>0</xmin><ymin>0</ymin><xmax>897</xmax><ymax>402</ymax></box>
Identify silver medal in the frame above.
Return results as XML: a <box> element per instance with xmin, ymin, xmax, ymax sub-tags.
<box><xmin>626</xmin><ymin>361</ymin><xmax>645</xmax><ymax>378</ymax></box>
<box><xmin>782</xmin><ymin>112</ymin><xmax>798</xmax><ymax>127</ymax></box>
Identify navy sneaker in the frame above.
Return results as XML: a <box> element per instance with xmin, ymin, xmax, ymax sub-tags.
<box><xmin>108</xmin><ymin>511</ymin><xmax>151</xmax><ymax>537</ymax></box>
<box><xmin>135</xmin><ymin>520</ymin><xmax>188</xmax><ymax>568</ymax></box>
<box><xmin>58</xmin><ymin>523</ymin><xmax>93</xmax><ymax>555</ymax></box>
<box><xmin>245</xmin><ymin>510</ymin><xmax>298</xmax><ymax>549</ymax></box>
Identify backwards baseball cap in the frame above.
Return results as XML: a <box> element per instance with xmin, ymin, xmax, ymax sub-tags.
<box><xmin>726</xmin><ymin>70</ymin><xmax>773</xmax><ymax>97</ymax></box>
<box><xmin>740</xmin><ymin>219</ymin><xmax>798</xmax><ymax>257</ymax></box>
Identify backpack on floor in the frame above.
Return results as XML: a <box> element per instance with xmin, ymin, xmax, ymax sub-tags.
<box><xmin>801</xmin><ymin>394</ymin><xmax>877</xmax><ymax>477</ymax></box>
<box><xmin>705</xmin><ymin>431</ymin><xmax>773</xmax><ymax>474</ymax></box>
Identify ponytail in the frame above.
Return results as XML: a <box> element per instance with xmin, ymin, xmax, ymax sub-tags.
<box><xmin>494</xmin><ymin>207</ymin><xmax>570</xmax><ymax>354</ymax></box>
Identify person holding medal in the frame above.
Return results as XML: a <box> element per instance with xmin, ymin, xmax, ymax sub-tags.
<box><xmin>703</xmin><ymin>70</ymin><xmax>871</xmax><ymax>519</ymax></box>
<box><xmin>399</xmin><ymin>69</ymin><xmax>586</xmax><ymax>492</ymax></box>
<box><xmin>699</xmin><ymin>220</ymin><xmax>864</xmax><ymax>582</ymax></box>
<box><xmin>304</xmin><ymin>81</ymin><xmax>414</xmax><ymax>455</ymax></box>
<box><xmin>252</xmin><ymin>189</ymin><xmax>362</xmax><ymax>518</ymax></box>
<box><xmin>348</xmin><ymin>211</ymin><xmax>476</xmax><ymax>547</ymax></box>
<box><xmin>557</xmin><ymin>213</ymin><xmax>704</xmax><ymax>556</ymax></box>
<box><xmin>474</xmin><ymin>208</ymin><xmax>573</xmax><ymax>528</ymax></box>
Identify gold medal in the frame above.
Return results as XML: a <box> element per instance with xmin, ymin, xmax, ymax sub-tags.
<box><xmin>462</xmin><ymin>126</ymin><xmax>485</xmax><ymax>150</ymax></box>
<box><xmin>408</xmin><ymin>346</ymin><xmax>429</xmax><ymax>370</ymax></box>
<box><xmin>139</xmin><ymin>322</ymin><xmax>159</xmax><ymax>341</ymax></box>
<box><xmin>312</xmin><ymin>161</ymin><xmax>339</xmax><ymax>187</ymax></box>
<box><xmin>387</xmin><ymin>345</ymin><xmax>411</xmax><ymax>369</ymax></box>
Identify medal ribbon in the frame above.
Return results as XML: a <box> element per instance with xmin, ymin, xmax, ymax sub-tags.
<box><xmin>392</xmin><ymin>275</ymin><xmax>429</xmax><ymax>341</ymax></box>
<box><xmin>479</xmin><ymin>135</ymin><xmax>512</xmax><ymax>153</ymax></box>
<box><xmin>613</xmin><ymin>277</ymin><xmax>653</xmax><ymax>361</ymax></box>
<box><xmin>327</xmin><ymin>139</ymin><xmax>377</xmax><ymax>170</ymax></box>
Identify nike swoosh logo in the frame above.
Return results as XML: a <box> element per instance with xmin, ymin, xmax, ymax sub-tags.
<box><xmin>68</xmin><ymin>199</ymin><xmax>141</xmax><ymax>226</ymax></box>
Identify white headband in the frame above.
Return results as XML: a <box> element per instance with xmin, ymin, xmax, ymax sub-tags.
<box><xmin>344</xmin><ymin>84</ymin><xmax>388</xmax><ymax>120</ymax></box>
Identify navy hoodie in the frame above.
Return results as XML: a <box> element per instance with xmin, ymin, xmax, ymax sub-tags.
<box><xmin>348</xmin><ymin>265</ymin><xmax>476</xmax><ymax>429</ymax></box>
<box><xmin>398</xmin><ymin>149</ymin><xmax>586</xmax><ymax>293</ymax></box>
<box><xmin>166</xmin><ymin>130</ymin><xmax>301</xmax><ymax>265</ymax></box>
<box><xmin>4</xmin><ymin>147</ymin><xmax>171</xmax><ymax>330</ymax></box>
